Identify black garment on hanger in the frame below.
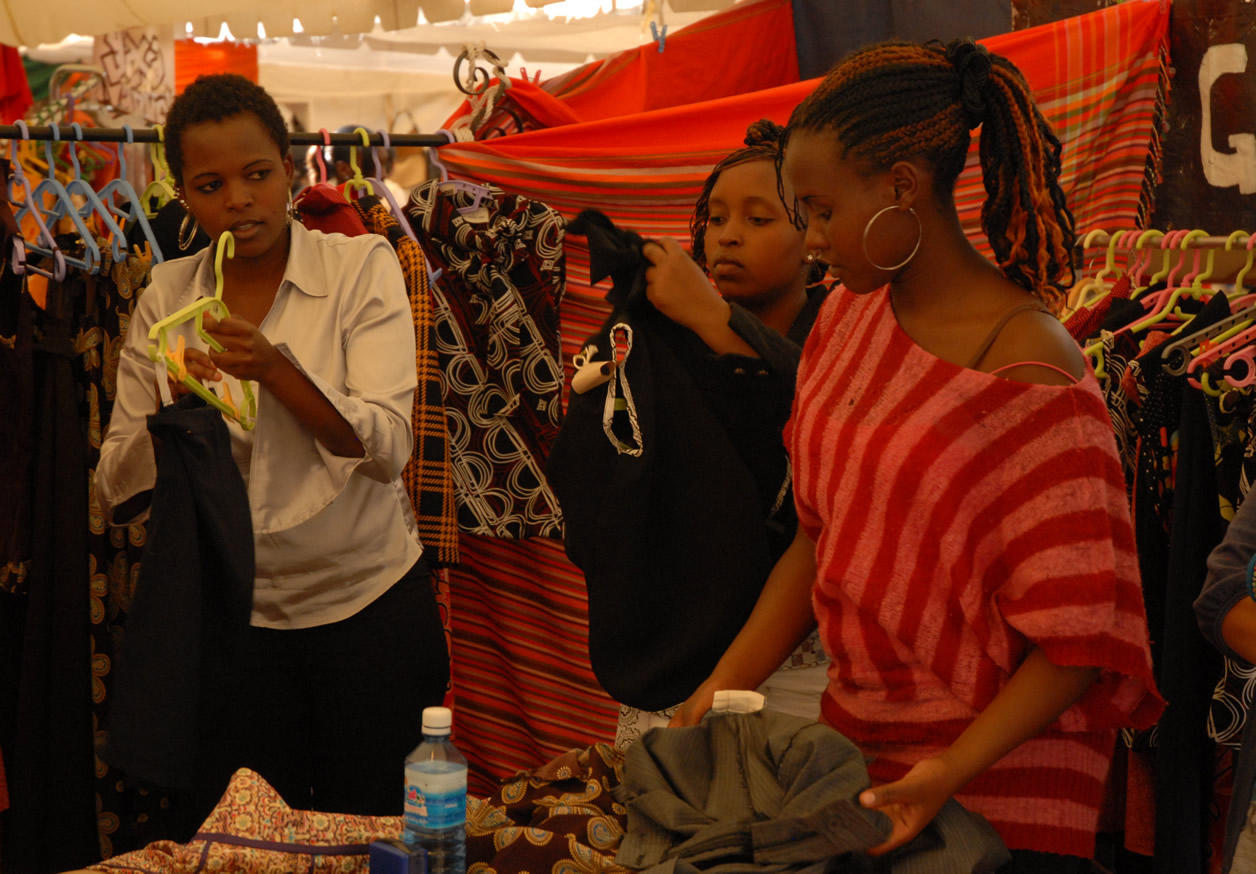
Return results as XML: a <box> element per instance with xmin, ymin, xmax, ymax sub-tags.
<box><xmin>1128</xmin><ymin>293</ymin><xmax>1231</xmax><ymax>874</ymax></box>
<box><xmin>547</xmin><ymin>210</ymin><xmax>792</xmax><ymax>711</ymax></box>
<box><xmin>0</xmin><ymin>254</ymin><xmax>33</xmax><ymax>592</ymax></box>
<box><xmin>4</xmin><ymin>279</ymin><xmax>99</xmax><ymax>874</ymax></box>
<box><xmin>104</xmin><ymin>394</ymin><xmax>254</xmax><ymax>792</ymax></box>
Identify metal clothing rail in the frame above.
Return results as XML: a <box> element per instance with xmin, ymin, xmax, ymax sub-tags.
<box><xmin>1077</xmin><ymin>230</ymin><xmax>1246</xmax><ymax>250</ymax></box>
<box><xmin>0</xmin><ymin>125</ymin><xmax>451</xmax><ymax>147</ymax></box>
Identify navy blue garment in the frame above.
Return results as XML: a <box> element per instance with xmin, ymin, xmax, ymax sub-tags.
<box><xmin>791</xmin><ymin>0</ymin><xmax>1010</xmax><ymax>80</ymax></box>
<box><xmin>105</xmin><ymin>393</ymin><xmax>254</xmax><ymax>791</ymax></box>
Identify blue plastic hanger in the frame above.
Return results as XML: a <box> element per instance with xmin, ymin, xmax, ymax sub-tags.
<box><xmin>363</xmin><ymin>128</ymin><xmax>420</xmax><ymax>244</ymax></box>
<box><xmin>97</xmin><ymin>124</ymin><xmax>164</xmax><ymax>263</ymax></box>
<box><xmin>64</xmin><ymin>122</ymin><xmax>129</xmax><ymax>264</ymax></box>
<box><xmin>17</xmin><ymin>122</ymin><xmax>99</xmax><ymax>273</ymax></box>
<box><xmin>8</xmin><ymin>120</ymin><xmax>67</xmax><ymax>281</ymax></box>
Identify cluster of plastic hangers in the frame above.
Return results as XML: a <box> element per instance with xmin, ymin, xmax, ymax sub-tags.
<box><xmin>1073</xmin><ymin>228</ymin><xmax>1256</xmax><ymax>396</ymax></box>
<box><xmin>7</xmin><ymin>121</ymin><xmax>173</xmax><ymax>282</ymax></box>
<box><xmin>146</xmin><ymin>230</ymin><xmax>257</xmax><ymax>429</ymax></box>
<box><xmin>305</xmin><ymin>124</ymin><xmax>494</xmax><ymax>288</ymax></box>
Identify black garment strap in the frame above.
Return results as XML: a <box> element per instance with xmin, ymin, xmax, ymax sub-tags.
<box><xmin>965</xmin><ymin>301</ymin><xmax>1048</xmax><ymax>370</ymax></box>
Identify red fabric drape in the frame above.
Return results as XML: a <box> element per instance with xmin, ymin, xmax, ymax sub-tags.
<box><xmin>0</xmin><ymin>46</ymin><xmax>32</xmax><ymax>123</ymax></box>
<box><xmin>174</xmin><ymin>41</ymin><xmax>258</xmax><ymax>93</ymax></box>
<box><xmin>443</xmin><ymin>0</ymin><xmax>799</xmax><ymax>136</ymax></box>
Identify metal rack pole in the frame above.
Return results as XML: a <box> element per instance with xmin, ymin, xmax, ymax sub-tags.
<box><xmin>0</xmin><ymin>125</ymin><xmax>451</xmax><ymax>147</ymax></box>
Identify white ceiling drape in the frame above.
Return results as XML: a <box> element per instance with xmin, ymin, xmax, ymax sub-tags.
<box><xmin>5</xmin><ymin>0</ymin><xmax>732</xmax><ymax>46</ymax></box>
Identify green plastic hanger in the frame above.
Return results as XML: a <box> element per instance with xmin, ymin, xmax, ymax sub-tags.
<box><xmin>343</xmin><ymin>127</ymin><xmax>376</xmax><ymax>201</ymax></box>
<box><xmin>146</xmin><ymin>231</ymin><xmax>258</xmax><ymax>429</ymax></box>
<box><xmin>141</xmin><ymin>123</ymin><xmax>178</xmax><ymax>219</ymax></box>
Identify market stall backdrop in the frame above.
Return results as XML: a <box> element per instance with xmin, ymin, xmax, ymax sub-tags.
<box><xmin>431</xmin><ymin>0</ymin><xmax>1169</xmax><ymax>793</ymax></box>
<box><xmin>0</xmin><ymin>0</ymin><xmax>1170</xmax><ymax>870</ymax></box>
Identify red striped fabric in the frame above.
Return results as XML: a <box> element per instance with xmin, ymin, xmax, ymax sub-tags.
<box><xmin>447</xmin><ymin>534</ymin><xmax>616</xmax><ymax>794</ymax></box>
<box><xmin>437</xmin><ymin>0</ymin><xmax>1167</xmax><ymax>387</ymax></box>
<box><xmin>792</xmin><ymin>287</ymin><xmax>1162</xmax><ymax>856</ymax></box>
<box><xmin>446</xmin><ymin>0</ymin><xmax>799</xmax><ymax>134</ymax></box>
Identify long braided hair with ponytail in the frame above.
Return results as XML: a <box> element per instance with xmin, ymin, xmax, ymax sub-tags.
<box><xmin>782</xmin><ymin>39</ymin><xmax>1075</xmax><ymax>309</ymax></box>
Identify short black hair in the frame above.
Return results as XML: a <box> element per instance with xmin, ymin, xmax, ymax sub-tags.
<box><xmin>164</xmin><ymin>73</ymin><xmax>290</xmax><ymax>187</ymax></box>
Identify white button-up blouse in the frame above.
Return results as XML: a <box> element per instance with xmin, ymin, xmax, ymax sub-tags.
<box><xmin>96</xmin><ymin>222</ymin><xmax>422</xmax><ymax>629</ymax></box>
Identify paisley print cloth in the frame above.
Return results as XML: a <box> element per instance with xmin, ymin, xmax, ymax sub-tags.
<box><xmin>406</xmin><ymin>180</ymin><xmax>566</xmax><ymax>540</ymax></box>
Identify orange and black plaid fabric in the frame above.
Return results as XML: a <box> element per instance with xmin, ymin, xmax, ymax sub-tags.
<box><xmin>353</xmin><ymin>196</ymin><xmax>459</xmax><ymax>566</ymax></box>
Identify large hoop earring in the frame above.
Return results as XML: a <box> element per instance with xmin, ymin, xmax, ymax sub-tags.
<box><xmin>177</xmin><ymin>207</ymin><xmax>200</xmax><ymax>252</ymax></box>
<box><xmin>862</xmin><ymin>205</ymin><xmax>922</xmax><ymax>272</ymax></box>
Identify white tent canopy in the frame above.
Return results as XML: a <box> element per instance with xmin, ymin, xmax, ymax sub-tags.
<box><xmin>4</xmin><ymin>0</ymin><xmax>732</xmax><ymax>47</ymax></box>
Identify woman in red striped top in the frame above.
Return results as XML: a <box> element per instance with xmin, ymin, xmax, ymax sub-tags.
<box><xmin>671</xmin><ymin>40</ymin><xmax>1163</xmax><ymax>869</ymax></box>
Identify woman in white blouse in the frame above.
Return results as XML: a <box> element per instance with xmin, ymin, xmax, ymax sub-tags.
<box><xmin>96</xmin><ymin>73</ymin><xmax>448</xmax><ymax>829</ymax></box>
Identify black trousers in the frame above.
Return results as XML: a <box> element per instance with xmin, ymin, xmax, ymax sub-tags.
<box><xmin>183</xmin><ymin>559</ymin><xmax>450</xmax><ymax>835</ymax></box>
<box><xmin>1000</xmin><ymin>850</ymin><xmax>1102</xmax><ymax>873</ymax></box>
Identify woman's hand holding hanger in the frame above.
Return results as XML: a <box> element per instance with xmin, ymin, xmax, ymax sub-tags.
<box><xmin>204</xmin><ymin>312</ymin><xmax>364</xmax><ymax>459</ymax></box>
<box><xmin>156</xmin><ymin>347</ymin><xmax>219</xmax><ymax>410</ymax></box>
<box><xmin>203</xmin><ymin>313</ymin><xmax>282</xmax><ymax>384</ymax></box>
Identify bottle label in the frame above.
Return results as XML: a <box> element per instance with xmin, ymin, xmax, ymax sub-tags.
<box><xmin>405</xmin><ymin>766</ymin><xmax>466</xmax><ymax>831</ymax></box>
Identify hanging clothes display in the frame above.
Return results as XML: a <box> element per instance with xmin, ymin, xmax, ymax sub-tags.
<box><xmin>1066</xmin><ymin>229</ymin><xmax>1256</xmax><ymax>873</ymax></box>
<box><xmin>352</xmin><ymin>193</ymin><xmax>459</xmax><ymax>566</ymax></box>
<box><xmin>0</xmin><ymin>250</ymin><xmax>33</xmax><ymax>592</ymax></box>
<box><xmin>5</xmin><ymin>272</ymin><xmax>101</xmax><ymax>874</ymax></box>
<box><xmin>405</xmin><ymin>179</ymin><xmax>566</xmax><ymax>540</ymax></box>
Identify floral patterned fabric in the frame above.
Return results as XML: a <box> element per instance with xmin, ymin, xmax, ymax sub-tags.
<box><xmin>86</xmin><ymin>747</ymin><xmax>632</xmax><ymax>874</ymax></box>
<box><xmin>86</xmin><ymin>768</ymin><xmax>400</xmax><ymax>874</ymax></box>
<box><xmin>466</xmin><ymin>743</ymin><xmax>629</xmax><ymax>874</ymax></box>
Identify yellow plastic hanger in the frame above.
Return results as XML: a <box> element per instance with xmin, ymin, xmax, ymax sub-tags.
<box><xmin>1080</xmin><ymin>229</ymin><xmax>1141</xmax><ymax>376</ymax></box>
<box><xmin>1131</xmin><ymin>228</ymin><xmax>1185</xmax><ymax>299</ymax></box>
<box><xmin>1129</xmin><ymin>229</ymin><xmax>1165</xmax><ymax>292</ymax></box>
<box><xmin>142</xmin><ymin>124</ymin><xmax>178</xmax><ymax>218</ymax></box>
<box><xmin>146</xmin><ymin>231</ymin><xmax>258</xmax><ymax>429</ymax></box>
<box><xmin>1234</xmin><ymin>230</ymin><xmax>1256</xmax><ymax>294</ymax></box>
<box><xmin>1083</xmin><ymin>229</ymin><xmax>1211</xmax><ymax>369</ymax></box>
<box><xmin>1122</xmin><ymin>229</ymin><xmax>1215</xmax><ymax>337</ymax></box>
<box><xmin>1079</xmin><ymin>229</ymin><xmax>1145</xmax><ymax>311</ymax></box>
<box><xmin>343</xmin><ymin>127</ymin><xmax>376</xmax><ymax>201</ymax></box>
<box><xmin>1070</xmin><ymin>228</ymin><xmax>1116</xmax><ymax>308</ymax></box>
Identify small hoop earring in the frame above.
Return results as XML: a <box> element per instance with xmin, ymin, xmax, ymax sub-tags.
<box><xmin>177</xmin><ymin>207</ymin><xmax>200</xmax><ymax>252</ymax></box>
<box><xmin>862</xmin><ymin>205</ymin><xmax>922</xmax><ymax>272</ymax></box>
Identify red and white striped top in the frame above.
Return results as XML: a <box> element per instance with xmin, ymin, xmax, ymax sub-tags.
<box><xmin>787</xmin><ymin>286</ymin><xmax>1163</xmax><ymax>857</ymax></box>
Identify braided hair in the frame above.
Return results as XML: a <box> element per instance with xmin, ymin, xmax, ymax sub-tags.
<box><xmin>691</xmin><ymin>120</ymin><xmax>786</xmax><ymax>268</ymax></box>
<box><xmin>692</xmin><ymin>120</ymin><xmax>827</xmax><ymax>285</ymax></box>
<box><xmin>783</xmin><ymin>39</ymin><xmax>1075</xmax><ymax>308</ymax></box>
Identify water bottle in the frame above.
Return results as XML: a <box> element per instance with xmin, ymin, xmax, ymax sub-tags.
<box><xmin>403</xmin><ymin>706</ymin><xmax>467</xmax><ymax>874</ymax></box>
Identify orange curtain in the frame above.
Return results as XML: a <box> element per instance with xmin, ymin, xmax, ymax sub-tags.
<box><xmin>174</xmin><ymin>41</ymin><xmax>258</xmax><ymax>93</ymax></box>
